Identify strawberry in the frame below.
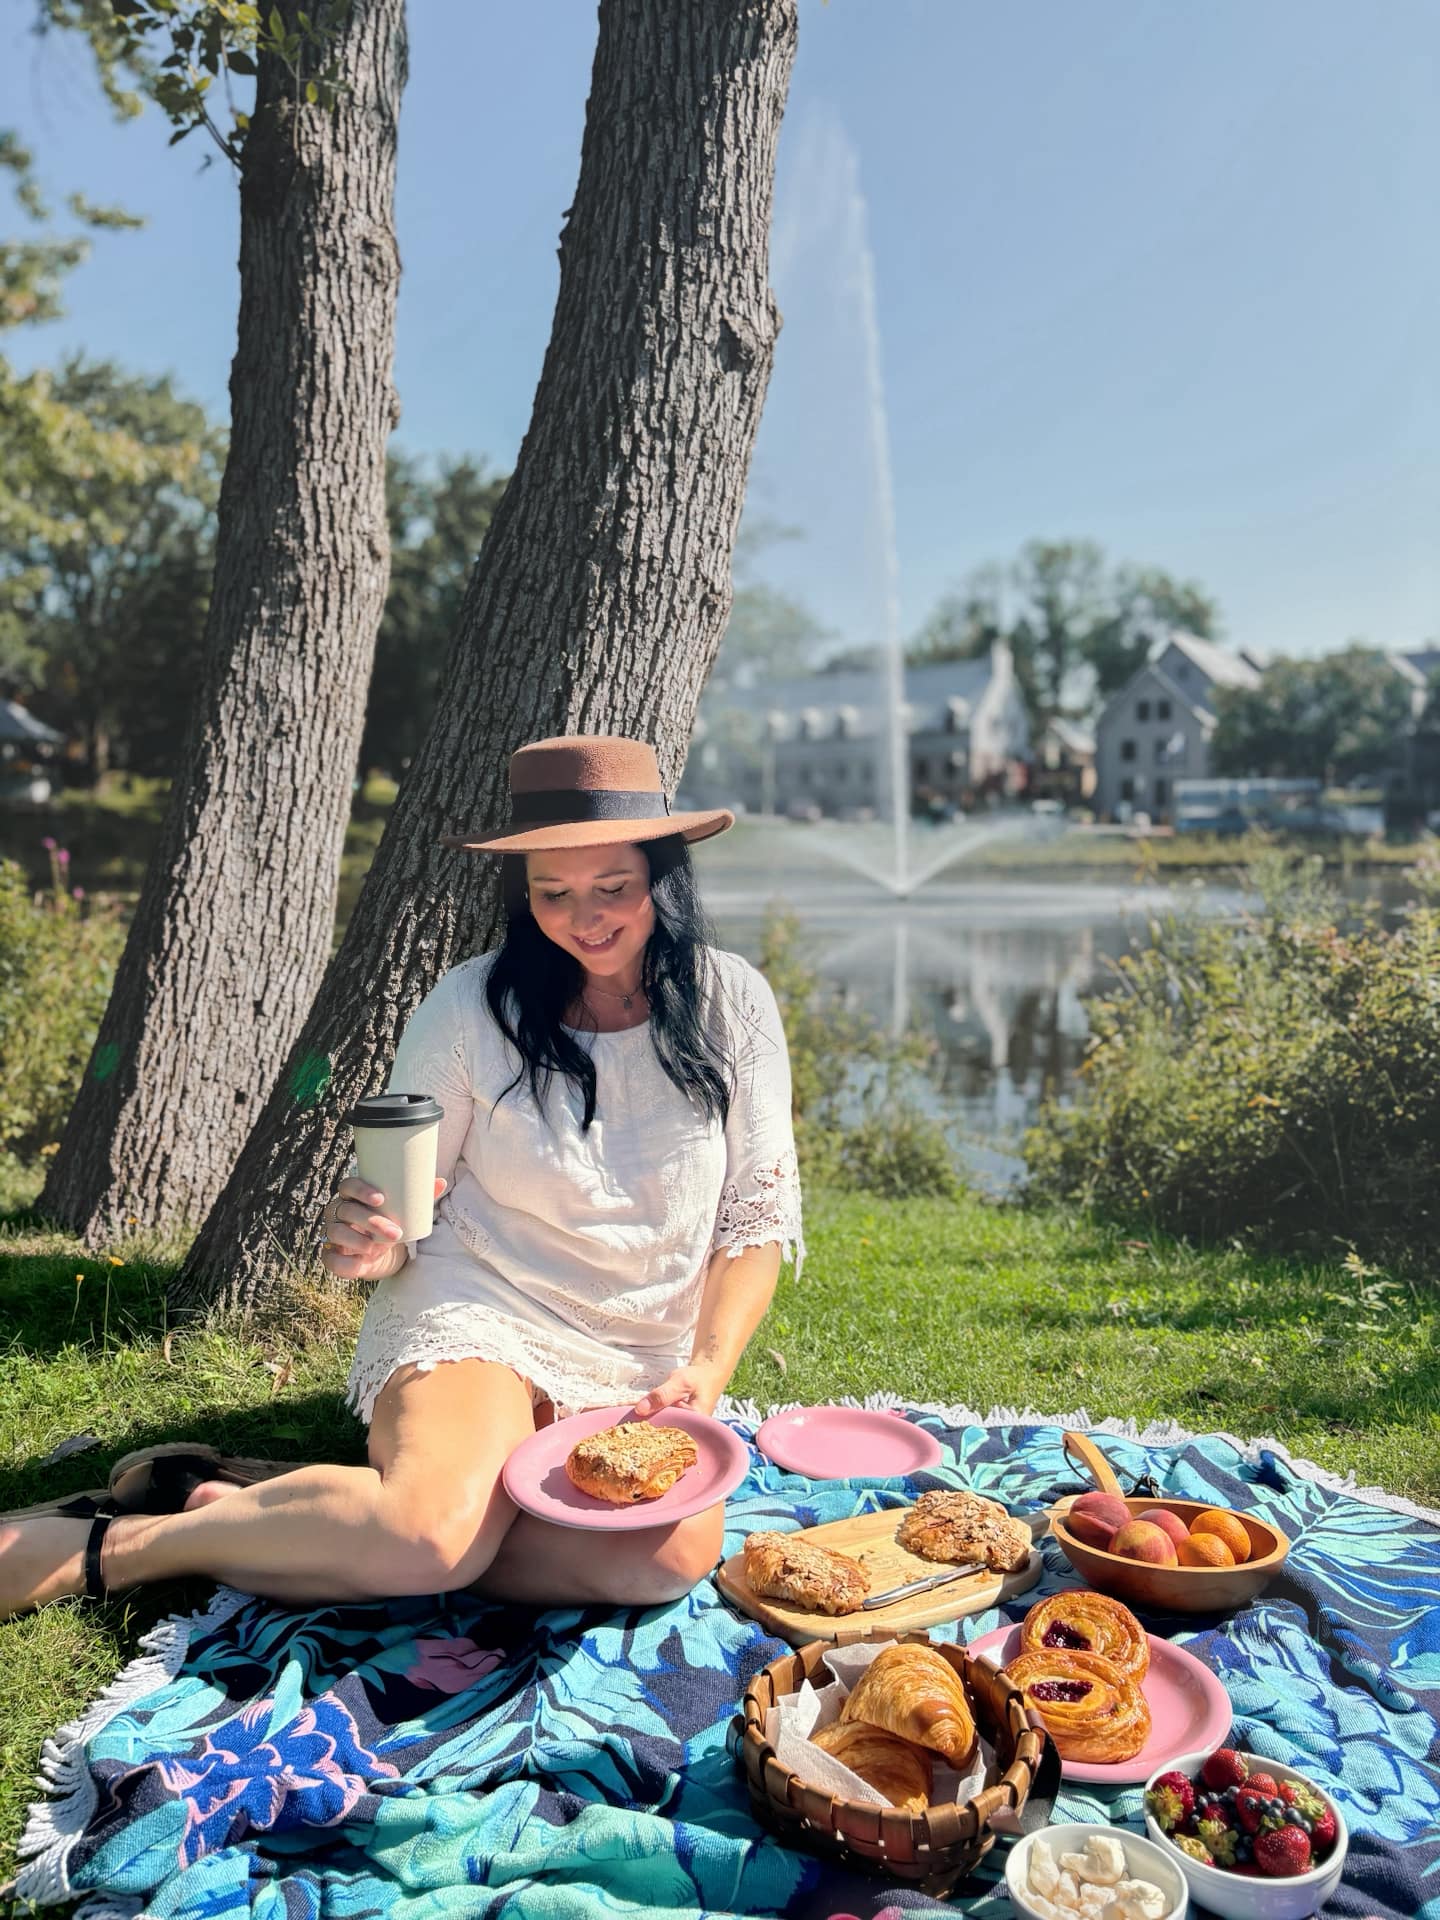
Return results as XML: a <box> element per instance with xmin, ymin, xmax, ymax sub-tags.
<box><xmin>1255</xmin><ymin>1827</ymin><xmax>1313</xmax><ymax>1877</ymax></box>
<box><xmin>1310</xmin><ymin>1805</ymin><xmax>1338</xmax><ymax>1854</ymax></box>
<box><xmin>1234</xmin><ymin>1787</ymin><xmax>1268</xmax><ymax>1835</ymax></box>
<box><xmin>1246</xmin><ymin>1772</ymin><xmax>1280</xmax><ymax>1797</ymax></box>
<box><xmin>1145</xmin><ymin>1771</ymin><xmax>1196</xmax><ymax>1832</ymax></box>
<box><xmin>1200</xmin><ymin>1748</ymin><xmax>1249</xmax><ymax>1792</ymax></box>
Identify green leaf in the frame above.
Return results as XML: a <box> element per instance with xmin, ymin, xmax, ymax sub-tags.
<box><xmin>304</xmin><ymin>78</ymin><xmax>318</xmax><ymax>104</ymax></box>
<box><xmin>268</xmin><ymin>7</ymin><xmax>285</xmax><ymax>41</ymax></box>
<box><xmin>226</xmin><ymin>50</ymin><xmax>257</xmax><ymax>74</ymax></box>
<box><xmin>167</xmin><ymin>123</ymin><xmax>198</xmax><ymax>145</ymax></box>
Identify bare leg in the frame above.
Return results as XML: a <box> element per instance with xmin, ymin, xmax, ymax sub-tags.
<box><xmin>0</xmin><ymin>1366</ymin><xmax>724</xmax><ymax>1614</ymax></box>
<box><xmin>0</xmin><ymin>1360</ymin><xmax>535</xmax><ymax>1612</ymax></box>
<box><xmin>475</xmin><ymin>1504</ymin><xmax>725</xmax><ymax>1608</ymax></box>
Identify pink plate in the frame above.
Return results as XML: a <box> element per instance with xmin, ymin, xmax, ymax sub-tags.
<box><xmin>754</xmin><ymin>1405</ymin><xmax>944</xmax><ymax>1479</ymax></box>
<box><xmin>967</xmin><ymin>1620</ymin><xmax>1233</xmax><ymax>1786</ymax></box>
<box><xmin>501</xmin><ymin>1404</ymin><xmax>750</xmax><ymax>1532</ymax></box>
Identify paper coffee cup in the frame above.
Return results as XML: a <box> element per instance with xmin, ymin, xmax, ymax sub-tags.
<box><xmin>349</xmin><ymin>1093</ymin><xmax>443</xmax><ymax>1242</ymax></box>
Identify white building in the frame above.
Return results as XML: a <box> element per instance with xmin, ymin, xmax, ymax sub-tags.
<box><xmin>1093</xmin><ymin>633</ymin><xmax>1262</xmax><ymax>823</ymax></box>
<box><xmin>685</xmin><ymin>640</ymin><xmax>1031</xmax><ymax>818</ymax></box>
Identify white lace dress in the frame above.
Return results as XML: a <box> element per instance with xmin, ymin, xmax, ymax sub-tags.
<box><xmin>346</xmin><ymin>945</ymin><xmax>804</xmax><ymax>1423</ymax></box>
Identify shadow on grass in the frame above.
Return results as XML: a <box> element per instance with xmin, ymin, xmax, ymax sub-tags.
<box><xmin>0</xmin><ymin>1390</ymin><xmax>366</xmax><ymax>1515</ymax></box>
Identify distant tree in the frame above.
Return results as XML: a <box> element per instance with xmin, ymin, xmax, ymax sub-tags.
<box><xmin>909</xmin><ymin>543</ymin><xmax>1222</xmax><ymax>731</ymax></box>
<box><xmin>1212</xmin><ymin>646</ymin><xmax>1417</xmax><ymax>784</ymax></box>
<box><xmin>177</xmin><ymin>0</ymin><xmax>800</xmax><ymax>1312</ymax></box>
<box><xmin>906</xmin><ymin>563</ymin><xmax>1007</xmax><ymax>668</ymax></box>
<box><xmin>1085</xmin><ymin>564</ymin><xmax>1221</xmax><ymax>703</ymax></box>
<box><xmin>711</xmin><ymin>514</ymin><xmax>831</xmax><ymax>685</ymax></box>
<box><xmin>1</xmin><ymin>356</ymin><xmax>223</xmax><ymax>775</ymax></box>
<box><xmin>361</xmin><ymin>454</ymin><xmax>508</xmax><ymax>775</ymax></box>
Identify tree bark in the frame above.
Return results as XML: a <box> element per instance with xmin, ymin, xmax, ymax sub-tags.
<box><xmin>40</xmin><ymin>0</ymin><xmax>406</xmax><ymax>1243</ymax></box>
<box><xmin>175</xmin><ymin>0</ymin><xmax>799</xmax><ymax>1312</ymax></box>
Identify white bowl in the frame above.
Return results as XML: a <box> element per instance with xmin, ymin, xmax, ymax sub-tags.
<box><xmin>1142</xmin><ymin>1747</ymin><xmax>1349</xmax><ymax>1920</ymax></box>
<box><xmin>1006</xmin><ymin>1822</ymin><xmax>1188</xmax><ymax>1920</ymax></box>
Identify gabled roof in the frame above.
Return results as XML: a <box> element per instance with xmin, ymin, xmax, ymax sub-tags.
<box><xmin>0</xmin><ymin>699</ymin><xmax>64</xmax><ymax>745</ymax></box>
<box><xmin>1161</xmin><ymin>631</ymin><xmax>1262</xmax><ymax>694</ymax></box>
<box><xmin>1094</xmin><ymin>660</ymin><xmax>1212</xmax><ymax>736</ymax></box>
<box><xmin>707</xmin><ymin>655</ymin><xmax>999</xmax><ymax>739</ymax></box>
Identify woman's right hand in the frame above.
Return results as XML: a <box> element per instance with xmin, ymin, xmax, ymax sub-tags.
<box><xmin>320</xmin><ymin>1175</ymin><xmax>447</xmax><ymax>1282</ymax></box>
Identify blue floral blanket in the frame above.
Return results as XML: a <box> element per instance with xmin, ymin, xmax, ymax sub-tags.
<box><xmin>16</xmin><ymin>1410</ymin><xmax>1440</xmax><ymax>1920</ymax></box>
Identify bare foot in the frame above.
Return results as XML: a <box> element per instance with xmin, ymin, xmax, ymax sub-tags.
<box><xmin>183</xmin><ymin>1480</ymin><xmax>242</xmax><ymax>1512</ymax></box>
<box><xmin>0</xmin><ymin>1518</ymin><xmax>89</xmax><ymax>1619</ymax></box>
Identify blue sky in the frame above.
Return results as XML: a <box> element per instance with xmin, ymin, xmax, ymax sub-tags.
<box><xmin>4</xmin><ymin>0</ymin><xmax>1437</xmax><ymax>662</ymax></box>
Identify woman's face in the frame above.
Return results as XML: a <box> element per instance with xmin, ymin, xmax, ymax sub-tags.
<box><xmin>524</xmin><ymin>842</ymin><xmax>655</xmax><ymax>980</ymax></box>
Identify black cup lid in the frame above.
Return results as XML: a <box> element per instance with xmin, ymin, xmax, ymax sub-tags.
<box><xmin>349</xmin><ymin>1093</ymin><xmax>444</xmax><ymax>1129</ymax></box>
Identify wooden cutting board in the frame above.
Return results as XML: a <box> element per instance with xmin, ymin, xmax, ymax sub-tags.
<box><xmin>715</xmin><ymin>1508</ymin><xmax>1043</xmax><ymax>1646</ymax></box>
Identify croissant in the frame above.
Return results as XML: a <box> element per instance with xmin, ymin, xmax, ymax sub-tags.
<box><xmin>839</xmin><ymin>1642</ymin><xmax>978</xmax><ymax>1769</ymax></box>
<box><xmin>564</xmin><ymin>1423</ymin><xmax>698</xmax><ymax>1503</ymax></box>
<box><xmin>742</xmin><ymin>1531</ymin><xmax>869</xmax><ymax>1615</ymax></box>
<box><xmin>1020</xmin><ymin>1591</ymin><xmax>1150</xmax><ymax>1683</ymax></box>
<box><xmin>812</xmin><ymin>1721</ymin><xmax>934</xmax><ymax>1810</ymax></box>
<box><xmin>1005</xmin><ymin>1647</ymin><xmax>1151</xmax><ymax>1764</ymax></box>
<box><xmin>894</xmin><ymin>1490</ymin><xmax>1032</xmax><ymax>1574</ymax></box>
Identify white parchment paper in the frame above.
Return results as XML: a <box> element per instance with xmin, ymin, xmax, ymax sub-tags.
<box><xmin>764</xmin><ymin>1641</ymin><xmax>995</xmax><ymax>1809</ymax></box>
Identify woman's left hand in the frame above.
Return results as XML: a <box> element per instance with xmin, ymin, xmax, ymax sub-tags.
<box><xmin>632</xmin><ymin>1364</ymin><xmax>726</xmax><ymax>1420</ymax></box>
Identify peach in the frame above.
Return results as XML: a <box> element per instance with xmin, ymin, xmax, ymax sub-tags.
<box><xmin>1110</xmin><ymin>1520</ymin><xmax>1179</xmax><ymax>1566</ymax></box>
<box><xmin>1068</xmin><ymin>1510</ymin><xmax>1122</xmax><ymax>1550</ymax></box>
<box><xmin>1190</xmin><ymin>1508</ymin><xmax>1252</xmax><ymax>1565</ymax></box>
<box><xmin>1177</xmin><ymin>1533</ymin><xmax>1236</xmax><ymax>1569</ymax></box>
<box><xmin>1068</xmin><ymin>1492</ymin><xmax>1131</xmax><ymax>1535</ymax></box>
<box><xmin>1136</xmin><ymin>1507</ymin><xmax>1190</xmax><ymax>1549</ymax></box>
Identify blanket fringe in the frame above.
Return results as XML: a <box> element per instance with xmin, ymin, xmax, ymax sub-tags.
<box><xmin>716</xmin><ymin>1393</ymin><xmax>1440</xmax><ymax>1527</ymax></box>
<box><xmin>13</xmin><ymin>1585</ymin><xmax>250</xmax><ymax>1911</ymax></box>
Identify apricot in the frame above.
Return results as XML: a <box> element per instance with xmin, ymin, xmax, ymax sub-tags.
<box><xmin>1135</xmin><ymin>1507</ymin><xmax>1190</xmax><ymax>1549</ymax></box>
<box><xmin>1176</xmin><ymin>1533</ymin><xmax>1236</xmax><ymax>1569</ymax></box>
<box><xmin>1190</xmin><ymin>1508</ymin><xmax>1252</xmax><ymax>1565</ymax></box>
<box><xmin>1110</xmin><ymin>1520</ymin><xmax>1179</xmax><ymax>1566</ymax></box>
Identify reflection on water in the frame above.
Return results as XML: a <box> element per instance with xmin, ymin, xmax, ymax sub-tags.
<box><xmin>696</xmin><ymin>847</ymin><xmax>1415</xmax><ymax>1187</ymax></box>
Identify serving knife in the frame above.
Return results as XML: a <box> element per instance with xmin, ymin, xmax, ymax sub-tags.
<box><xmin>860</xmin><ymin>1559</ymin><xmax>986</xmax><ymax>1610</ymax></box>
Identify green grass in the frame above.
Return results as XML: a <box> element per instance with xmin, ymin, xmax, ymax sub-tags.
<box><xmin>1</xmin><ymin>1187</ymin><xmax>1435</xmax><ymax>1883</ymax></box>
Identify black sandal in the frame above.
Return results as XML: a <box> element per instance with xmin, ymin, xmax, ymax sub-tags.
<box><xmin>109</xmin><ymin>1444</ymin><xmax>307</xmax><ymax>1515</ymax></box>
<box><xmin>83</xmin><ymin>1513</ymin><xmax>114</xmax><ymax>1599</ymax></box>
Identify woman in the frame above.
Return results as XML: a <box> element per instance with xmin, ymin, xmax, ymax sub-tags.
<box><xmin>0</xmin><ymin>735</ymin><xmax>802</xmax><ymax>1619</ymax></box>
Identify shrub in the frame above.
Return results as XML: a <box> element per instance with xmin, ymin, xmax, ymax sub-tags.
<box><xmin>758</xmin><ymin>910</ymin><xmax>960</xmax><ymax>1200</ymax></box>
<box><xmin>0</xmin><ymin>850</ymin><xmax>125</xmax><ymax>1164</ymax></box>
<box><xmin>1024</xmin><ymin>847</ymin><xmax>1440</xmax><ymax>1267</ymax></box>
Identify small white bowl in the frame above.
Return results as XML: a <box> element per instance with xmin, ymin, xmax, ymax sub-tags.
<box><xmin>1006</xmin><ymin>1822</ymin><xmax>1188</xmax><ymax>1920</ymax></box>
<box><xmin>1143</xmin><ymin>1748</ymin><xmax>1349</xmax><ymax>1920</ymax></box>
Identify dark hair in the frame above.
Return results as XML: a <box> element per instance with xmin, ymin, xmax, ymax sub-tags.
<box><xmin>484</xmin><ymin>834</ymin><xmax>732</xmax><ymax>1131</ymax></box>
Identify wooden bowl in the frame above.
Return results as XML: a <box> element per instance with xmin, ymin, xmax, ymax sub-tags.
<box><xmin>1047</xmin><ymin>1433</ymin><xmax>1289</xmax><ymax>1615</ymax></box>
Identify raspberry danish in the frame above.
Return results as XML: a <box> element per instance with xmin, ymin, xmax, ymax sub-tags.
<box><xmin>1019</xmin><ymin>1591</ymin><xmax>1150</xmax><ymax>1683</ymax></box>
<box><xmin>1005</xmin><ymin>1647</ymin><xmax>1151</xmax><ymax>1764</ymax></box>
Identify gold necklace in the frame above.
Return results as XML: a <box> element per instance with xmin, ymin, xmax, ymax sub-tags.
<box><xmin>584</xmin><ymin>976</ymin><xmax>644</xmax><ymax>1012</ymax></box>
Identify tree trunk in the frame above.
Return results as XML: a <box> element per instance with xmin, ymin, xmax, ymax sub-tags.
<box><xmin>175</xmin><ymin>0</ymin><xmax>799</xmax><ymax>1313</ymax></box>
<box><xmin>40</xmin><ymin>0</ymin><xmax>405</xmax><ymax>1243</ymax></box>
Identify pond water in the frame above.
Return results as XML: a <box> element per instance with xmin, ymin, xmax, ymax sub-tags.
<box><xmin>692</xmin><ymin>828</ymin><xmax>1416</xmax><ymax>1187</ymax></box>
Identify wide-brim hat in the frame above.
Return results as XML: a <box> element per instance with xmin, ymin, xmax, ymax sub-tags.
<box><xmin>442</xmin><ymin>734</ymin><xmax>734</xmax><ymax>854</ymax></box>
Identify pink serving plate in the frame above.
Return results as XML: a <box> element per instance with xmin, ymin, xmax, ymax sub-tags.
<box><xmin>502</xmin><ymin>1404</ymin><xmax>749</xmax><ymax>1532</ymax></box>
<box><xmin>754</xmin><ymin>1404</ymin><xmax>944</xmax><ymax>1479</ymax></box>
<box><xmin>967</xmin><ymin>1619</ymin><xmax>1232</xmax><ymax>1786</ymax></box>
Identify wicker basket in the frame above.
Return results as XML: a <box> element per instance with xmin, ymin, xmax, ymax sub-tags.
<box><xmin>732</xmin><ymin>1630</ymin><xmax>1048</xmax><ymax>1900</ymax></box>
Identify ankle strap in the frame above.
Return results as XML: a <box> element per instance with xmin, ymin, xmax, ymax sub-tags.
<box><xmin>83</xmin><ymin>1513</ymin><xmax>112</xmax><ymax>1600</ymax></box>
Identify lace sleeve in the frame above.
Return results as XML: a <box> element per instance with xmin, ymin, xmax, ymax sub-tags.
<box><xmin>710</xmin><ymin>957</ymin><xmax>805</xmax><ymax>1277</ymax></box>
